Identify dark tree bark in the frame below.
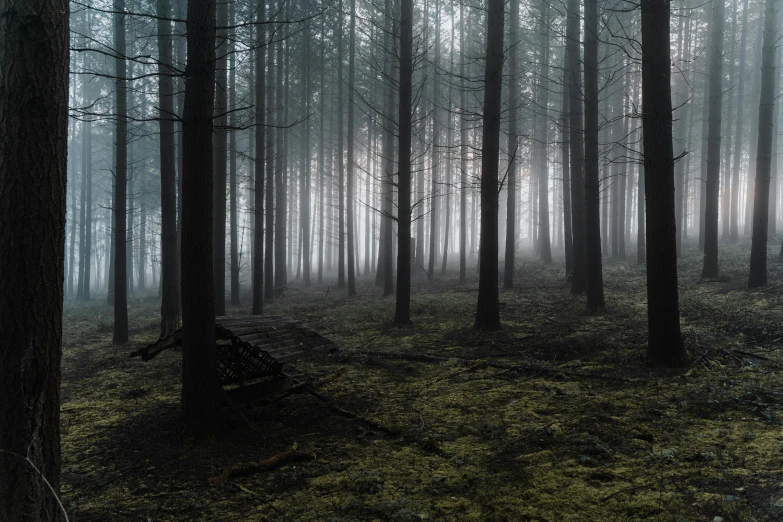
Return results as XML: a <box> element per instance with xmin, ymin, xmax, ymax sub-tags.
<box><xmin>394</xmin><ymin>0</ymin><xmax>413</xmax><ymax>326</ymax></box>
<box><xmin>347</xmin><ymin>0</ymin><xmax>357</xmax><ymax>295</ymax></box>
<box><xmin>301</xmin><ymin>0</ymin><xmax>312</xmax><ymax>287</ymax></box>
<box><xmin>584</xmin><ymin>0</ymin><xmax>604</xmax><ymax>310</ymax></box>
<box><xmin>376</xmin><ymin>0</ymin><xmax>396</xmax><ymax>296</ymax></box>
<box><xmin>441</xmin><ymin>0</ymin><xmax>455</xmax><ymax>276</ymax></box>
<box><xmin>274</xmin><ymin>32</ymin><xmax>286</xmax><ymax>297</ymax></box>
<box><xmin>475</xmin><ymin>0</ymin><xmax>504</xmax><ymax>331</ymax></box>
<box><xmin>748</xmin><ymin>0</ymin><xmax>781</xmax><ymax>288</ymax></box>
<box><xmin>637</xmin><ymin>149</ymin><xmax>646</xmax><ymax>265</ymax></box>
<box><xmin>503</xmin><ymin>0</ymin><xmax>519</xmax><ymax>288</ymax></box>
<box><xmin>252</xmin><ymin>0</ymin><xmax>265</xmax><ymax>315</ymax></box>
<box><xmin>0</xmin><ymin>0</ymin><xmax>69</xmax><ymax>517</ymax></box>
<box><xmin>180</xmin><ymin>0</ymin><xmax>218</xmax><ymax>437</ymax></box>
<box><xmin>337</xmin><ymin>0</ymin><xmax>346</xmax><ymax>289</ymax></box>
<box><xmin>212</xmin><ymin>0</ymin><xmax>227</xmax><ymax>315</ymax></box>
<box><xmin>229</xmin><ymin>0</ymin><xmax>239</xmax><ymax>305</ymax></box>
<box><xmin>701</xmin><ymin>0</ymin><xmax>726</xmax><ymax>278</ymax></box>
<box><xmin>537</xmin><ymin>0</ymin><xmax>552</xmax><ymax>265</ymax></box>
<box><xmin>264</xmin><ymin>11</ymin><xmax>275</xmax><ymax>301</ymax></box>
<box><xmin>428</xmin><ymin>2</ymin><xmax>441</xmax><ymax>282</ymax></box>
<box><xmin>745</xmin><ymin>19</ymin><xmax>764</xmax><ymax>235</ymax></box>
<box><xmin>113</xmin><ymin>0</ymin><xmax>129</xmax><ymax>343</ymax></box>
<box><xmin>318</xmin><ymin>11</ymin><xmax>325</xmax><ymax>284</ymax></box>
<box><xmin>566</xmin><ymin>0</ymin><xmax>586</xmax><ymax>294</ymax></box>
<box><xmin>729</xmin><ymin>0</ymin><xmax>750</xmax><ymax>242</ymax></box>
<box><xmin>561</xmin><ymin>51</ymin><xmax>573</xmax><ymax>278</ymax></box>
<box><xmin>641</xmin><ymin>0</ymin><xmax>684</xmax><ymax>364</ymax></box>
<box><xmin>721</xmin><ymin>0</ymin><xmax>739</xmax><ymax>241</ymax></box>
<box><xmin>459</xmin><ymin>0</ymin><xmax>468</xmax><ymax>283</ymax></box>
<box><xmin>158</xmin><ymin>0</ymin><xmax>180</xmax><ymax>336</ymax></box>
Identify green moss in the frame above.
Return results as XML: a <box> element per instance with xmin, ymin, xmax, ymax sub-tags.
<box><xmin>59</xmin><ymin>240</ymin><xmax>783</xmax><ymax>520</ymax></box>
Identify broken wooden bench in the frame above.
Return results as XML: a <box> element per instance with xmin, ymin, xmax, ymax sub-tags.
<box><xmin>130</xmin><ymin>315</ymin><xmax>338</xmax><ymax>406</ymax></box>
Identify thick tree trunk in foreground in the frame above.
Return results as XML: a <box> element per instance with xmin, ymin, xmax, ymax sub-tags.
<box><xmin>584</xmin><ymin>0</ymin><xmax>604</xmax><ymax>311</ymax></box>
<box><xmin>0</xmin><ymin>0</ymin><xmax>68</xmax><ymax>517</ymax></box>
<box><xmin>748</xmin><ymin>0</ymin><xmax>781</xmax><ymax>288</ymax></box>
<box><xmin>641</xmin><ymin>0</ymin><xmax>684</xmax><ymax>365</ymax></box>
<box><xmin>701</xmin><ymin>0</ymin><xmax>726</xmax><ymax>278</ymax></box>
<box><xmin>180</xmin><ymin>0</ymin><xmax>218</xmax><ymax>438</ymax></box>
<box><xmin>158</xmin><ymin>0</ymin><xmax>180</xmax><ymax>337</ymax></box>
<box><xmin>395</xmin><ymin>0</ymin><xmax>413</xmax><ymax>326</ymax></box>
<box><xmin>475</xmin><ymin>0</ymin><xmax>504</xmax><ymax>331</ymax></box>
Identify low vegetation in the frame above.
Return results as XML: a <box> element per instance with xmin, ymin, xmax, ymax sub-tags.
<box><xmin>61</xmin><ymin>240</ymin><xmax>783</xmax><ymax>521</ymax></box>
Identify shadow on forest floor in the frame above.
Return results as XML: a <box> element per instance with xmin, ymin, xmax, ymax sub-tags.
<box><xmin>61</xmin><ymin>238</ymin><xmax>783</xmax><ymax>521</ymax></box>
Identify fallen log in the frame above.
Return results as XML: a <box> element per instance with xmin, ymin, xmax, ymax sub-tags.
<box><xmin>210</xmin><ymin>450</ymin><xmax>314</xmax><ymax>487</ymax></box>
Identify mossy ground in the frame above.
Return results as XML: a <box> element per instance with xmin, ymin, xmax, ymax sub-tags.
<box><xmin>61</xmin><ymin>238</ymin><xmax>783</xmax><ymax>521</ymax></box>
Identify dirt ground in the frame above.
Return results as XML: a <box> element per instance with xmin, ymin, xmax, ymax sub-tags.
<box><xmin>60</xmin><ymin>239</ymin><xmax>783</xmax><ymax>521</ymax></box>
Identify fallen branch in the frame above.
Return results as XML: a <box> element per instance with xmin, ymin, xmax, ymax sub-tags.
<box><xmin>210</xmin><ymin>450</ymin><xmax>314</xmax><ymax>487</ymax></box>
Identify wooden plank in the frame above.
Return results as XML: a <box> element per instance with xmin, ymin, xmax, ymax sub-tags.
<box><xmin>222</xmin><ymin>378</ymin><xmax>295</xmax><ymax>404</ymax></box>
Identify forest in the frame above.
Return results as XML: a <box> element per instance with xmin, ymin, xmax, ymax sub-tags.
<box><xmin>2</xmin><ymin>0</ymin><xmax>783</xmax><ymax>519</ymax></box>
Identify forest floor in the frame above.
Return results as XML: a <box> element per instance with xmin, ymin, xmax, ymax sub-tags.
<box><xmin>61</xmin><ymin>238</ymin><xmax>783</xmax><ymax>521</ymax></box>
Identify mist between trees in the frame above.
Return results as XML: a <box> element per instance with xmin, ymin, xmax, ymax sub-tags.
<box><xmin>2</xmin><ymin>0</ymin><xmax>782</xmax><ymax>517</ymax></box>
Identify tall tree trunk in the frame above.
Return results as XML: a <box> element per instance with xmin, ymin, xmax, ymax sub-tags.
<box><xmin>721</xmin><ymin>0</ymin><xmax>739</xmax><ymax>240</ymax></box>
<box><xmin>641</xmin><ymin>0</ymin><xmax>684</xmax><ymax>364</ymax></box>
<box><xmin>318</xmin><ymin>11</ymin><xmax>325</xmax><ymax>284</ymax></box>
<box><xmin>229</xmin><ymin>0</ymin><xmax>239</xmax><ymax>305</ymax></box>
<box><xmin>0</xmin><ymin>0</ymin><xmax>68</xmax><ymax>516</ymax></box>
<box><xmin>749</xmin><ymin>0</ymin><xmax>781</xmax><ymax>287</ymax></box>
<box><xmin>566</xmin><ymin>0</ymin><xmax>587</xmax><ymax>294</ymax></box>
<box><xmin>252</xmin><ymin>0</ymin><xmax>265</xmax><ymax>315</ymax></box>
<box><xmin>503</xmin><ymin>0</ymin><xmax>519</xmax><ymax>288</ymax></box>
<box><xmin>113</xmin><ymin>0</ymin><xmax>129</xmax><ymax>343</ymax></box>
<box><xmin>377</xmin><ymin>0</ymin><xmax>396</xmax><ymax>296</ymax></box>
<box><xmin>302</xmin><ymin>0</ymin><xmax>312</xmax><ymax>287</ymax></box>
<box><xmin>745</xmin><ymin>17</ymin><xmax>764</xmax><ymax>235</ymax></box>
<box><xmin>346</xmin><ymin>0</ymin><xmax>357</xmax><ymax>294</ymax></box>
<box><xmin>158</xmin><ymin>0</ymin><xmax>180</xmax><ymax>337</ymax></box>
<box><xmin>702</xmin><ymin>0</ymin><xmax>726</xmax><ymax>278</ymax></box>
<box><xmin>730</xmin><ymin>0</ymin><xmax>750</xmax><ymax>242</ymax></box>
<box><xmin>428</xmin><ymin>2</ymin><xmax>441</xmax><ymax>281</ymax></box>
<box><xmin>459</xmin><ymin>0</ymin><xmax>468</xmax><ymax>283</ymax></box>
<box><xmin>212</xmin><ymin>0</ymin><xmax>227</xmax><ymax>314</ymax></box>
<box><xmin>275</xmin><ymin>32</ymin><xmax>287</xmax><ymax>296</ymax></box>
<box><xmin>180</xmin><ymin>0</ymin><xmax>218</xmax><ymax>437</ymax></box>
<box><xmin>264</xmin><ymin>8</ymin><xmax>275</xmax><ymax>301</ymax></box>
<box><xmin>584</xmin><ymin>0</ymin><xmax>605</xmax><ymax>310</ymax></box>
<box><xmin>475</xmin><ymin>0</ymin><xmax>504</xmax><ymax>331</ymax></box>
<box><xmin>537</xmin><ymin>0</ymin><xmax>552</xmax><ymax>265</ymax></box>
<box><xmin>441</xmin><ymin>0</ymin><xmax>455</xmax><ymax>276</ymax></box>
<box><xmin>561</xmin><ymin>48</ymin><xmax>573</xmax><ymax>278</ymax></box>
<box><xmin>337</xmin><ymin>0</ymin><xmax>346</xmax><ymax>289</ymax></box>
<box><xmin>395</xmin><ymin>0</ymin><xmax>413</xmax><ymax>325</ymax></box>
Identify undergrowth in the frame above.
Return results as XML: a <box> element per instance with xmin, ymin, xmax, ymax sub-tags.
<box><xmin>60</xmin><ymin>237</ymin><xmax>783</xmax><ymax>521</ymax></box>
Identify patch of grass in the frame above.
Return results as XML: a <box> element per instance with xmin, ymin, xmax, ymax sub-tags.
<box><xmin>61</xmin><ymin>238</ymin><xmax>783</xmax><ymax>521</ymax></box>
